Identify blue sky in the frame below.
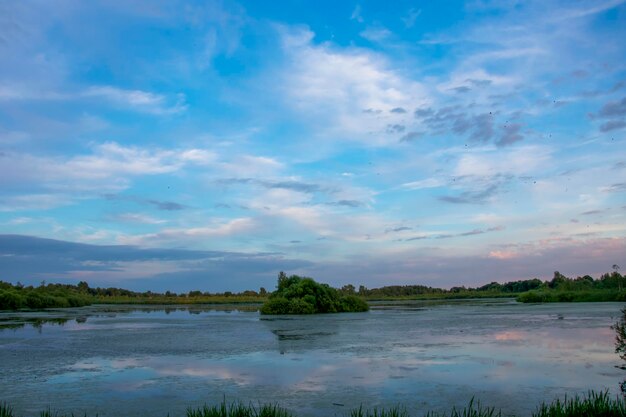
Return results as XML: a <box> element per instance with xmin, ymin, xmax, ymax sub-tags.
<box><xmin>0</xmin><ymin>0</ymin><xmax>625</xmax><ymax>292</ymax></box>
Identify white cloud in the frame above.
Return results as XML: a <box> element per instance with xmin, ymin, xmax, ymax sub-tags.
<box><xmin>216</xmin><ymin>155</ymin><xmax>284</xmax><ymax>177</ymax></box>
<box><xmin>0</xmin><ymin>194</ymin><xmax>72</xmax><ymax>212</ymax></box>
<box><xmin>7</xmin><ymin>217</ymin><xmax>33</xmax><ymax>225</ymax></box>
<box><xmin>0</xmin><ymin>142</ymin><xmax>220</xmax><ymax>194</ymax></box>
<box><xmin>400</xmin><ymin>178</ymin><xmax>444</xmax><ymax>190</ymax></box>
<box><xmin>112</xmin><ymin>213</ymin><xmax>168</xmax><ymax>225</ymax></box>
<box><xmin>350</xmin><ymin>5</ymin><xmax>364</xmax><ymax>22</ymax></box>
<box><xmin>402</xmin><ymin>8</ymin><xmax>421</xmax><ymax>28</ymax></box>
<box><xmin>178</xmin><ymin>149</ymin><xmax>218</xmax><ymax>165</ymax></box>
<box><xmin>118</xmin><ymin>217</ymin><xmax>257</xmax><ymax>246</ymax></box>
<box><xmin>360</xmin><ymin>27</ymin><xmax>392</xmax><ymax>42</ymax></box>
<box><xmin>0</xmin><ymin>84</ymin><xmax>187</xmax><ymax>114</ymax></box>
<box><xmin>278</xmin><ymin>26</ymin><xmax>430</xmax><ymax>145</ymax></box>
<box><xmin>552</xmin><ymin>0</ymin><xmax>626</xmax><ymax>20</ymax></box>
<box><xmin>453</xmin><ymin>145</ymin><xmax>552</xmax><ymax>177</ymax></box>
<box><xmin>82</xmin><ymin>86</ymin><xmax>187</xmax><ymax>115</ymax></box>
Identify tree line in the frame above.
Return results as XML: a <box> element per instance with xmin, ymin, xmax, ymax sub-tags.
<box><xmin>1</xmin><ymin>267</ymin><xmax>623</xmax><ymax>310</ymax></box>
<box><xmin>343</xmin><ymin>268</ymin><xmax>624</xmax><ymax>298</ymax></box>
<box><xmin>0</xmin><ymin>280</ymin><xmax>269</xmax><ymax>310</ymax></box>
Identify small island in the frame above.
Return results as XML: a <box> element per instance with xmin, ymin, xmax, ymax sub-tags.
<box><xmin>260</xmin><ymin>272</ymin><xmax>369</xmax><ymax>314</ymax></box>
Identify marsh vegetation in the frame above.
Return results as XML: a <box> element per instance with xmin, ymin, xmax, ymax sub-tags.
<box><xmin>2</xmin><ymin>392</ymin><xmax>625</xmax><ymax>417</ymax></box>
<box><xmin>1</xmin><ymin>268</ymin><xmax>623</xmax><ymax>311</ymax></box>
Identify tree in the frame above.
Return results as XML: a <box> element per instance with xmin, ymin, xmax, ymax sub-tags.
<box><xmin>549</xmin><ymin>271</ymin><xmax>568</xmax><ymax>289</ymax></box>
<box><xmin>277</xmin><ymin>271</ymin><xmax>288</xmax><ymax>287</ymax></box>
<box><xmin>614</xmin><ymin>265</ymin><xmax>622</xmax><ymax>291</ymax></box>
<box><xmin>341</xmin><ymin>284</ymin><xmax>355</xmax><ymax>294</ymax></box>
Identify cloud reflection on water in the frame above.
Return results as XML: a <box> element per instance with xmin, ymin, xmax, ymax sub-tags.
<box><xmin>3</xmin><ymin>301</ymin><xmax>623</xmax><ymax>417</ymax></box>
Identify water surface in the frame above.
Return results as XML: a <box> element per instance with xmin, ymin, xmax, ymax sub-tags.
<box><xmin>0</xmin><ymin>300</ymin><xmax>623</xmax><ymax>416</ymax></box>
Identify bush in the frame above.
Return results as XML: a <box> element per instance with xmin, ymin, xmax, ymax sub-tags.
<box><xmin>0</xmin><ymin>289</ymin><xmax>26</xmax><ymax>310</ymax></box>
<box><xmin>341</xmin><ymin>295</ymin><xmax>370</xmax><ymax>312</ymax></box>
<box><xmin>260</xmin><ymin>273</ymin><xmax>369</xmax><ymax>315</ymax></box>
<box><xmin>517</xmin><ymin>289</ymin><xmax>626</xmax><ymax>303</ymax></box>
<box><xmin>260</xmin><ymin>297</ymin><xmax>291</xmax><ymax>315</ymax></box>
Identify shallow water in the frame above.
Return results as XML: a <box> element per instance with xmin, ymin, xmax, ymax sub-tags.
<box><xmin>0</xmin><ymin>300</ymin><xmax>623</xmax><ymax>416</ymax></box>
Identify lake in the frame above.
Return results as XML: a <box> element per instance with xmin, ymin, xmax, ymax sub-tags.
<box><xmin>0</xmin><ymin>299</ymin><xmax>623</xmax><ymax>416</ymax></box>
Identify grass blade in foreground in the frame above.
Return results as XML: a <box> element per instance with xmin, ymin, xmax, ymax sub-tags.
<box><xmin>423</xmin><ymin>398</ymin><xmax>501</xmax><ymax>417</ymax></box>
<box><xmin>532</xmin><ymin>390</ymin><xmax>626</xmax><ymax>417</ymax></box>
<box><xmin>0</xmin><ymin>403</ymin><xmax>14</xmax><ymax>417</ymax></box>
<box><xmin>349</xmin><ymin>398</ymin><xmax>500</xmax><ymax>417</ymax></box>
<box><xmin>350</xmin><ymin>405</ymin><xmax>410</xmax><ymax>417</ymax></box>
<box><xmin>186</xmin><ymin>400</ymin><xmax>293</xmax><ymax>417</ymax></box>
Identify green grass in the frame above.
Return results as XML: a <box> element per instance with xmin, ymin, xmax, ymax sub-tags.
<box><xmin>1</xmin><ymin>403</ymin><xmax>14</xmax><ymax>417</ymax></box>
<box><xmin>2</xmin><ymin>391</ymin><xmax>625</xmax><ymax>416</ymax></box>
<box><xmin>424</xmin><ymin>398</ymin><xmax>501</xmax><ymax>417</ymax></box>
<box><xmin>348</xmin><ymin>398</ymin><xmax>501</xmax><ymax>417</ymax></box>
<box><xmin>186</xmin><ymin>401</ymin><xmax>293</xmax><ymax>417</ymax></box>
<box><xmin>364</xmin><ymin>292</ymin><xmax>519</xmax><ymax>302</ymax></box>
<box><xmin>517</xmin><ymin>289</ymin><xmax>626</xmax><ymax>303</ymax></box>
<box><xmin>93</xmin><ymin>295</ymin><xmax>267</xmax><ymax>305</ymax></box>
<box><xmin>350</xmin><ymin>405</ymin><xmax>410</xmax><ymax>417</ymax></box>
<box><xmin>532</xmin><ymin>390</ymin><xmax>626</xmax><ymax>417</ymax></box>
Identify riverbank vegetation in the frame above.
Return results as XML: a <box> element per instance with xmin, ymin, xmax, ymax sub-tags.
<box><xmin>355</xmin><ymin>269</ymin><xmax>625</xmax><ymax>303</ymax></box>
<box><xmin>1</xmin><ymin>268</ymin><xmax>624</xmax><ymax>311</ymax></box>
<box><xmin>515</xmin><ymin>270</ymin><xmax>626</xmax><ymax>303</ymax></box>
<box><xmin>0</xmin><ymin>280</ymin><xmax>268</xmax><ymax>310</ymax></box>
<box><xmin>260</xmin><ymin>273</ymin><xmax>369</xmax><ymax>314</ymax></box>
<box><xmin>1</xmin><ymin>391</ymin><xmax>625</xmax><ymax>417</ymax></box>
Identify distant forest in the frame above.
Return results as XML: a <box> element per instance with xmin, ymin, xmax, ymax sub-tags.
<box><xmin>352</xmin><ymin>268</ymin><xmax>624</xmax><ymax>299</ymax></box>
<box><xmin>0</xmin><ymin>268</ymin><xmax>624</xmax><ymax>310</ymax></box>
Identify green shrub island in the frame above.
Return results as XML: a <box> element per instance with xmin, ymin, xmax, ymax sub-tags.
<box><xmin>260</xmin><ymin>273</ymin><xmax>369</xmax><ymax>315</ymax></box>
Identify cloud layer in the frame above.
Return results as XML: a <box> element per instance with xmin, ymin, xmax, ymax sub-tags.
<box><xmin>0</xmin><ymin>0</ymin><xmax>625</xmax><ymax>290</ymax></box>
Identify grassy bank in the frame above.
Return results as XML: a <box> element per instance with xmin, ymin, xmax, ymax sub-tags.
<box><xmin>0</xmin><ymin>281</ymin><xmax>267</xmax><ymax>311</ymax></box>
<box><xmin>1</xmin><ymin>391</ymin><xmax>625</xmax><ymax>417</ymax></box>
<box><xmin>364</xmin><ymin>292</ymin><xmax>520</xmax><ymax>302</ymax></box>
<box><xmin>516</xmin><ymin>289</ymin><xmax>626</xmax><ymax>303</ymax></box>
<box><xmin>92</xmin><ymin>295</ymin><xmax>267</xmax><ymax>305</ymax></box>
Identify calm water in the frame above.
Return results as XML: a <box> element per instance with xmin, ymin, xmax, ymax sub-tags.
<box><xmin>0</xmin><ymin>300</ymin><xmax>623</xmax><ymax>416</ymax></box>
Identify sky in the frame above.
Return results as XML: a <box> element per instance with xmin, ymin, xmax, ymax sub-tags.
<box><xmin>0</xmin><ymin>0</ymin><xmax>625</xmax><ymax>292</ymax></box>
